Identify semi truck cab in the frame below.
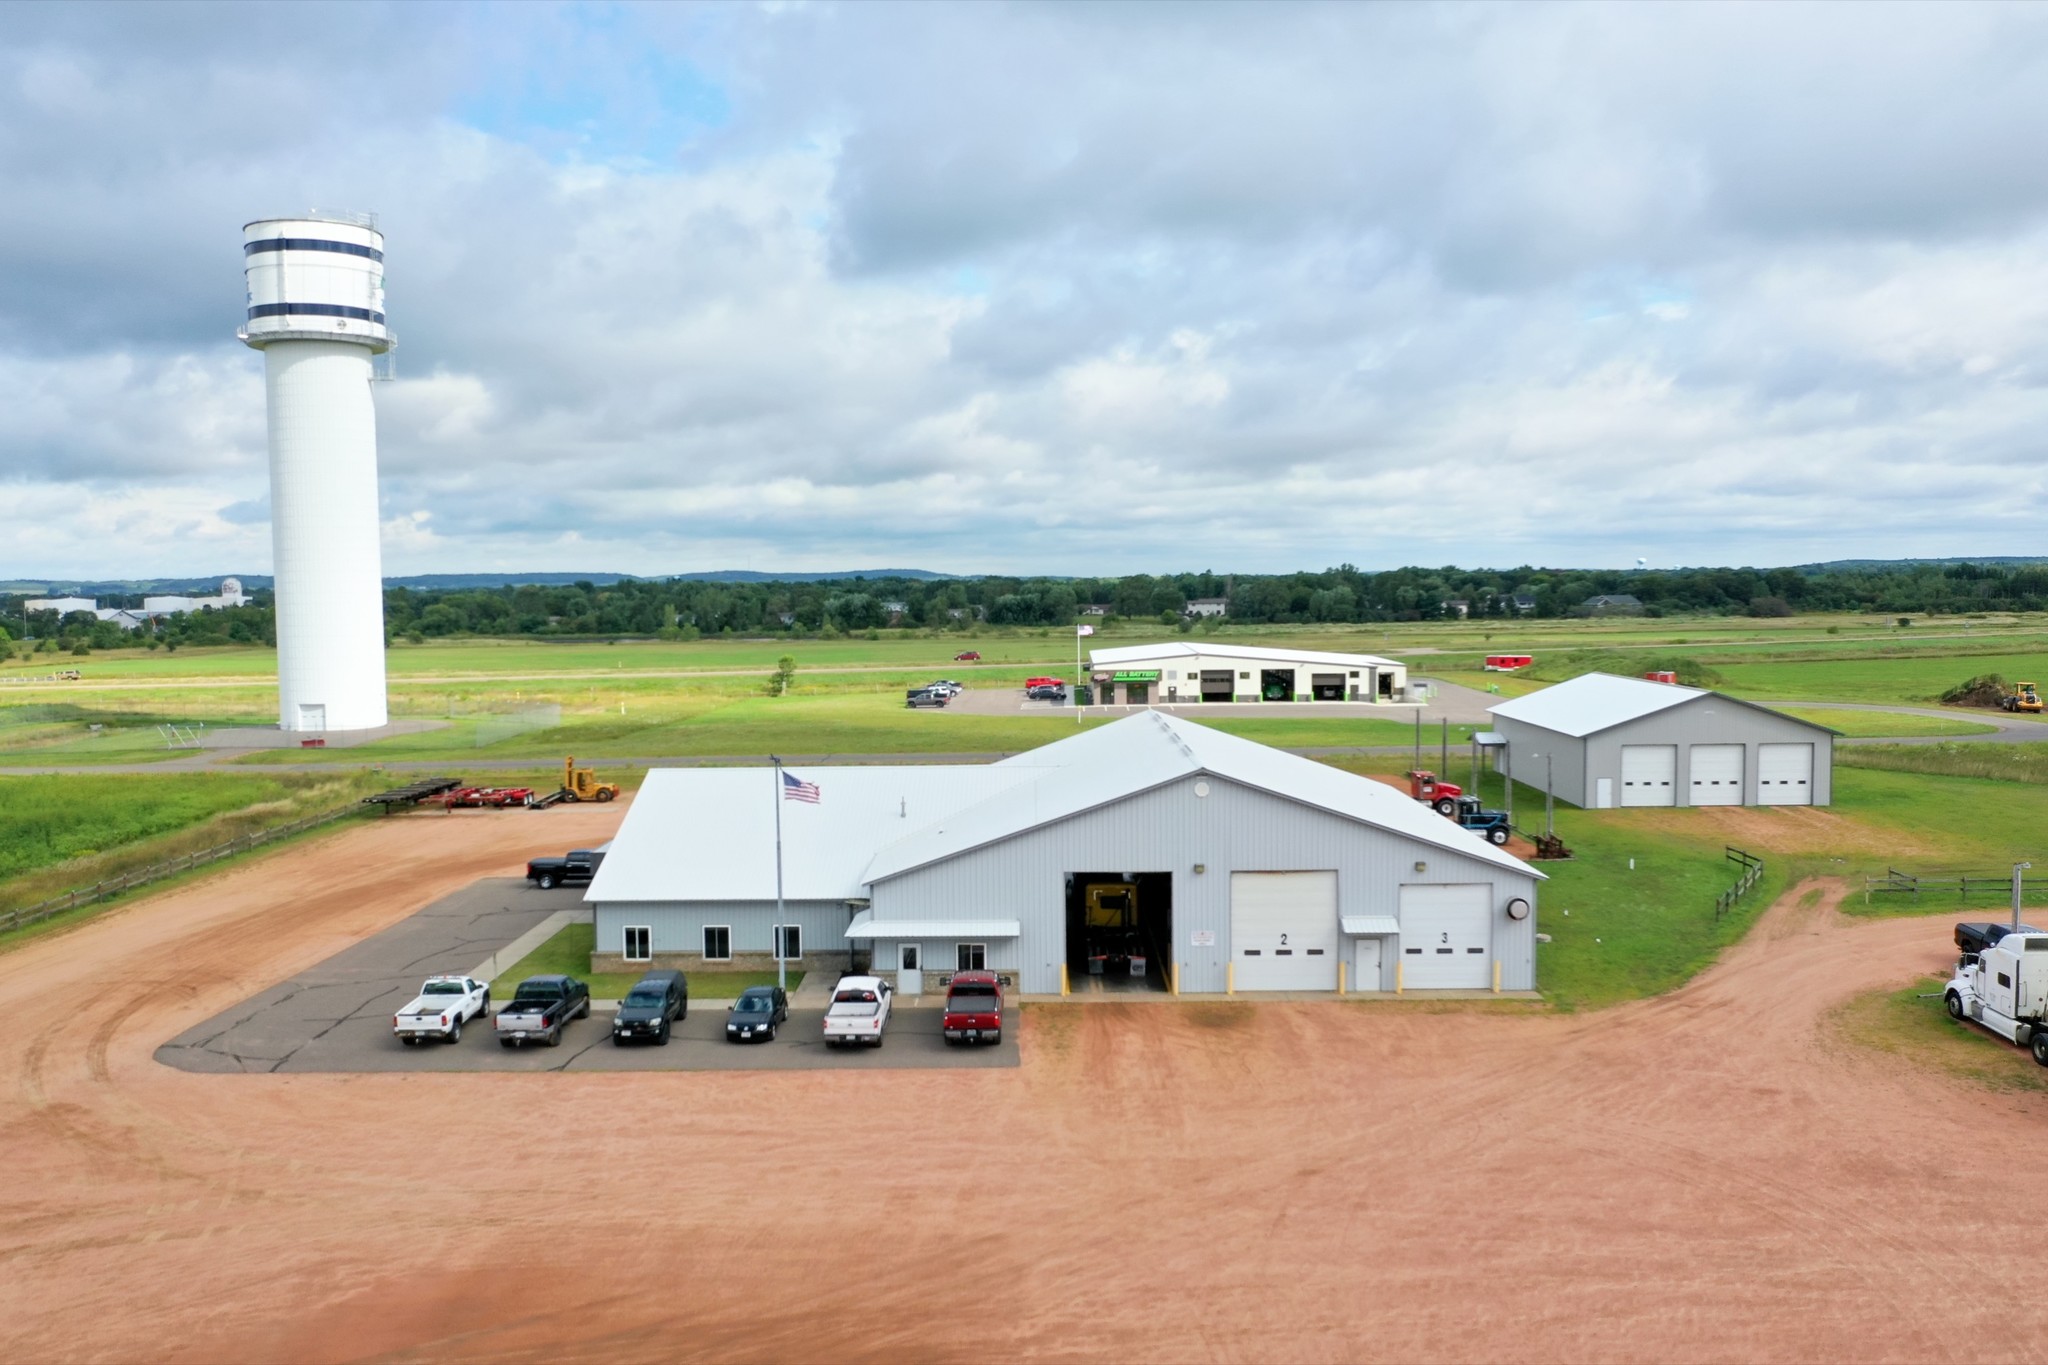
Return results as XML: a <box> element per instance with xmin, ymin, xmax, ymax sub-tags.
<box><xmin>1945</xmin><ymin>931</ymin><xmax>2048</xmax><ymax>1067</ymax></box>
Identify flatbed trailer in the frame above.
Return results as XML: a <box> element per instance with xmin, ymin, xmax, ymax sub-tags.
<box><xmin>360</xmin><ymin>777</ymin><xmax>464</xmax><ymax>809</ymax></box>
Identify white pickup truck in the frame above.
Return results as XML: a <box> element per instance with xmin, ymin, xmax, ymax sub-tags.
<box><xmin>1946</xmin><ymin>929</ymin><xmax>2048</xmax><ymax>1067</ymax></box>
<box><xmin>393</xmin><ymin>975</ymin><xmax>491</xmax><ymax>1045</ymax></box>
<box><xmin>823</xmin><ymin>976</ymin><xmax>894</xmax><ymax>1048</ymax></box>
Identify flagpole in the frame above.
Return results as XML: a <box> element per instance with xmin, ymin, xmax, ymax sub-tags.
<box><xmin>771</xmin><ymin>755</ymin><xmax>786</xmax><ymax>991</ymax></box>
<box><xmin>1075</xmin><ymin>620</ymin><xmax>1083</xmax><ymax>724</ymax></box>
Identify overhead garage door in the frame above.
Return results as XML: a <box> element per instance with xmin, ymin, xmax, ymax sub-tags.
<box><xmin>1758</xmin><ymin>743</ymin><xmax>1814</xmax><ymax>805</ymax></box>
<box><xmin>1398</xmin><ymin>884</ymin><xmax>1492</xmax><ymax>989</ymax></box>
<box><xmin>1230</xmin><ymin>871</ymin><xmax>1338</xmax><ymax>991</ymax></box>
<box><xmin>1620</xmin><ymin>745</ymin><xmax>1677</xmax><ymax>807</ymax></box>
<box><xmin>1688</xmin><ymin>744</ymin><xmax>1744</xmax><ymax>806</ymax></box>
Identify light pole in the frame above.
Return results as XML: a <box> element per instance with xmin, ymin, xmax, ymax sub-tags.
<box><xmin>2015</xmin><ymin>862</ymin><xmax>2032</xmax><ymax>934</ymax></box>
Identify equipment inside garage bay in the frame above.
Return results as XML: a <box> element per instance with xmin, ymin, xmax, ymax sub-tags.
<box><xmin>1068</xmin><ymin>874</ymin><xmax>1173</xmax><ymax>989</ymax></box>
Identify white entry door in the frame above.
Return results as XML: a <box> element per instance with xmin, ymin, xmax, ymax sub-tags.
<box><xmin>1757</xmin><ymin>743</ymin><xmax>1814</xmax><ymax>805</ymax></box>
<box><xmin>1230</xmin><ymin>871</ymin><xmax>1338</xmax><ymax>990</ymax></box>
<box><xmin>1352</xmin><ymin>936</ymin><xmax>1383</xmax><ymax>990</ymax></box>
<box><xmin>897</xmin><ymin>943</ymin><xmax>923</xmax><ymax>996</ymax></box>
<box><xmin>1620</xmin><ymin>745</ymin><xmax>1677</xmax><ymax>807</ymax></box>
<box><xmin>1688</xmin><ymin>744</ymin><xmax>1745</xmax><ymax>806</ymax></box>
<box><xmin>1398</xmin><ymin>884</ymin><xmax>1492</xmax><ymax>989</ymax></box>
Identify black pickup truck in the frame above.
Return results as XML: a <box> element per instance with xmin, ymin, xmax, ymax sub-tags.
<box><xmin>495</xmin><ymin>975</ymin><xmax>591</xmax><ymax>1047</ymax></box>
<box><xmin>525</xmin><ymin>848</ymin><xmax>605</xmax><ymax>889</ymax></box>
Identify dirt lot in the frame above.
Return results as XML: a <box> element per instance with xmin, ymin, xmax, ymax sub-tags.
<box><xmin>3</xmin><ymin>805</ymin><xmax>2046</xmax><ymax>1363</ymax></box>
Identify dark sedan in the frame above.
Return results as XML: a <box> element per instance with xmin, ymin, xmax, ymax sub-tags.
<box><xmin>725</xmin><ymin>985</ymin><xmax>789</xmax><ymax>1042</ymax></box>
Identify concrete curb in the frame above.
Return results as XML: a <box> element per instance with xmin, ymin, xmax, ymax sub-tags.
<box><xmin>470</xmin><ymin>907</ymin><xmax>585</xmax><ymax>984</ymax></box>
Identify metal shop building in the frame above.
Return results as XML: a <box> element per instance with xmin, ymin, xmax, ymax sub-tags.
<box><xmin>1086</xmin><ymin>643</ymin><xmax>1411</xmax><ymax>705</ymax></box>
<box><xmin>587</xmin><ymin>712</ymin><xmax>1540</xmax><ymax>996</ymax></box>
<box><xmin>1486</xmin><ymin>672</ymin><xmax>1836</xmax><ymax>809</ymax></box>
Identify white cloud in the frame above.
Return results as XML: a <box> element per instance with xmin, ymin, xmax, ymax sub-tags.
<box><xmin>4</xmin><ymin>2</ymin><xmax>2048</xmax><ymax>577</ymax></box>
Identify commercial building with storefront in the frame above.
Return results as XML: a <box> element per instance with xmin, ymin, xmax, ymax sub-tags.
<box><xmin>587</xmin><ymin>711</ymin><xmax>1539</xmax><ymax>996</ymax></box>
<box><xmin>1085</xmin><ymin>643</ymin><xmax>1410</xmax><ymax>705</ymax></box>
<box><xmin>1486</xmin><ymin>672</ymin><xmax>1836</xmax><ymax>808</ymax></box>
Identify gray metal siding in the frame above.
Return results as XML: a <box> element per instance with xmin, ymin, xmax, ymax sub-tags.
<box><xmin>592</xmin><ymin>899</ymin><xmax>852</xmax><ymax>959</ymax></box>
<box><xmin>1493</xmin><ymin>717</ymin><xmax>1588</xmax><ymax>808</ymax></box>
<box><xmin>1586</xmin><ymin>697</ymin><xmax>1834</xmax><ymax>807</ymax></box>
<box><xmin>869</xmin><ymin>775</ymin><xmax>1538</xmax><ymax>995</ymax></box>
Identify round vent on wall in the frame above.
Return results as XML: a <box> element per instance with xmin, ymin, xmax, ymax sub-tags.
<box><xmin>1505</xmin><ymin>897</ymin><xmax>1532</xmax><ymax>921</ymax></box>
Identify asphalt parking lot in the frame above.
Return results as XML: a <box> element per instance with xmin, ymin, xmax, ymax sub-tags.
<box><xmin>156</xmin><ymin>876</ymin><xmax>1016</xmax><ymax>1074</ymax></box>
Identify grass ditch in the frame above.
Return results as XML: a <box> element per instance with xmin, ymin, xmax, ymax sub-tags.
<box><xmin>1834</xmin><ymin>976</ymin><xmax>2048</xmax><ymax>1094</ymax></box>
<box><xmin>489</xmin><ymin>922</ymin><xmax>804</xmax><ymax>1001</ymax></box>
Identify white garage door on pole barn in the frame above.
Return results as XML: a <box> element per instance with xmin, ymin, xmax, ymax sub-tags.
<box><xmin>1757</xmin><ymin>743</ymin><xmax>1814</xmax><ymax>805</ymax></box>
<box><xmin>1398</xmin><ymin>884</ymin><xmax>1492</xmax><ymax>989</ymax></box>
<box><xmin>1688</xmin><ymin>744</ymin><xmax>1744</xmax><ymax>806</ymax></box>
<box><xmin>1230</xmin><ymin>871</ymin><xmax>1338</xmax><ymax>991</ymax></box>
<box><xmin>1620</xmin><ymin>745</ymin><xmax>1677</xmax><ymax>807</ymax></box>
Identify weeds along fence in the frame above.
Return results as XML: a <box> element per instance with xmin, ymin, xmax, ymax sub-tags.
<box><xmin>1716</xmin><ymin>847</ymin><xmax>1766</xmax><ymax>919</ymax></box>
<box><xmin>0</xmin><ymin>803</ymin><xmax>364</xmax><ymax>937</ymax></box>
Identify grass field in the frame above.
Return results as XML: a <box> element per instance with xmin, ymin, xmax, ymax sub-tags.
<box><xmin>1835</xmin><ymin>976</ymin><xmax>2048</xmax><ymax>1094</ymax></box>
<box><xmin>1774</xmin><ymin>707</ymin><xmax>1999</xmax><ymax>737</ymax></box>
<box><xmin>1840</xmin><ymin>742</ymin><xmax>2048</xmax><ymax>786</ymax></box>
<box><xmin>490</xmin><ymin>922</ymin><xmax>803</xmax><ymax>1001</ymax></box>
<box><xmin>0</xmin><ymin>773</ymin><xmax>291</xmax><ymax>880</ymax></box>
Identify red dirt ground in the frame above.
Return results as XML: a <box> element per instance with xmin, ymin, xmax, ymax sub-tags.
<box><xmin>2</xmin><ymin>806</ymin><xmax>2044</xmax><ymax>1363</ymax></box>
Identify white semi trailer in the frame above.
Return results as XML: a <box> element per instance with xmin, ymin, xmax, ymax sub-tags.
<box><xmin>1944</xmin><ymin>930</ymin><xmax>2048</xmax><ymax>1067</ymax></box>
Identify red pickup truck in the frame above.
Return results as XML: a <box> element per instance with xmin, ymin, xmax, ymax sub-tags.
<box><xmin>942</xmin><ymin>971</ymin><xmax>1003</xmax><ymax>1045</ymax></box>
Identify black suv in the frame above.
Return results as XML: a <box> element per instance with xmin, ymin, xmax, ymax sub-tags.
<box><xmin>613</xmin><ymin>970</ymin><xmax>687</xmax><ymax>1046</ymax></box>
<box><xmin>725</xmin><ymin>985</ymin><xmax>789</xmax><ymax>1042</ymax></box>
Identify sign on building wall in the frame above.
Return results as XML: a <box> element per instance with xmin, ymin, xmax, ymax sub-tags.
<box><xmin>1111</xmin><ymin>670</ymin><xmax>1161</xmax><ymax>682</ymax></box>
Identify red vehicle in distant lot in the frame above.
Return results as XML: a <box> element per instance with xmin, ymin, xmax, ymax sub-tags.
<box><xmin>1024</xmin><ymin>676</ymin><xmax>1066</xmax><ymax>690</ymax></box>
<box><xmin>942</xmin><ymin>971</ymin><xmax>1003</xmax><ymax>1045</ymax></box>
<box><xmin>1405</xmin><ymin>770</ymin><xmax>1463</xmax><ymax>815</ymax></box>
<box><xmin>954</xmin><ymin>650</ymin><xmax>981</xmax><ymax>661</ymax></box>
<box><xmin>442</xmin><ymin>786</ymin><xmax>537</xmax><ymax>809</ymax></box>
<box><xmin>1484</xmin><ymin>654</ymin><xmax>1533</xmax><ymax>671</ymax></box>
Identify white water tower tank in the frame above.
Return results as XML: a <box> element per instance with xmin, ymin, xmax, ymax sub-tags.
<box><xmin>239</xmin><ymin>215</ymin><xmax>391</xmax><ymax>732</ymax></box>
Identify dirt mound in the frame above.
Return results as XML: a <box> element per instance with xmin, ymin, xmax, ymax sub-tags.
<box><xmin>1941</xmin><ymin>673</ymin><xmax>2011</xmax><ymax>708</ymax></box>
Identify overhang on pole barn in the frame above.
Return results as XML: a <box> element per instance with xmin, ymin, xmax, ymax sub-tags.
<box><xmin>586</xmin><ymin>712</ymin><xmax>1540</xmax><ymax>997</ymax></box>
<box><xmin>1085</xmin><ymin>642</ymin><xmax>1410</xmax><ymax>706</ymax></box>
<box><xmin>1486</xmin><ymin>672</ymin><xmax>1838</xmax><ymax>809</ymax></box>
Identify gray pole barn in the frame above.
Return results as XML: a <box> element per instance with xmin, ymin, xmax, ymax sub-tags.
<box><xmin>1487</xmin><ymin>672</ymin><xmax>1837</xmax><ymax>809</ymax></box>
<box><xmin>588</xmin><ymin>712</ymin><xmax>1542</xmax><ymax>997</ymax></box>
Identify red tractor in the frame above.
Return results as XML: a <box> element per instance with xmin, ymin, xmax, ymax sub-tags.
<box><xmin>1406</xmin><ymin>770</ymin><xmax>1464</xmax><ymax>816</ymax></box>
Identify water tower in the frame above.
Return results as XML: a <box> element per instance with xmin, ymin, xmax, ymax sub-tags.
<box><xmin>239</xmin><ymin>215</ymin><xmax>391</xmax><ymax>733</ymax></box>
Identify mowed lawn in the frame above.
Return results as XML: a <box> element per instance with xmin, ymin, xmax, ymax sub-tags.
<box><xmin>1774</xmin><ymin>707</ymin><xmax>1999</xmax><ymax>737</ymax></box>
<box><xmin>1715</xmin><ymin>651</ymin><xmax>2048</xmax><ymax>703</ymax></box>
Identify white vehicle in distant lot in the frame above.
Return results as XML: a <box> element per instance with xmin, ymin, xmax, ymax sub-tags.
<box><xmin>393</xmin><ymin>975</ymin><xmax>491</xmax><ymax>1045</ymax></box>
<box><xmin>1946</xmin><ymin>929</ymin><xmax>2048</xmax><ymax>1067</ymax></box>
<box><xmin>823</xmin><ymin>976</ymin><xmax>893</xmax><ymax>1048</ymax></box>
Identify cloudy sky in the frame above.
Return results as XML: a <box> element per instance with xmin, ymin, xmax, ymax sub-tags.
<box><xmin>7</xmin><ymin>2</ymin><xmax>2048</xmax><ymax>579</ymax></box>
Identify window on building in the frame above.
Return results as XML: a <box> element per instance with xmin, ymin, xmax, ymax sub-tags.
<box><xmin>957</xmin><ymin>943</ymin><xmax>987</xmax><ymax>971</ymax></box>
<box><xmin>703</xmin><ymin>925</ymin><xmax>731</xmax><ymax>961</ymax></box>
<box><xmin>1238</xmin><ymin>671</ymin><xmax>1250</xmax><ymax>679</ymax></box>
<box><xmin>623</xmin><ymin>926</ymin><xmax>651</xmax><ymax>962</ymax></box>
<box><xmin>775</xmin><ymin>924</ymin><xmax>802</xmax><ymax>961</ymax></box>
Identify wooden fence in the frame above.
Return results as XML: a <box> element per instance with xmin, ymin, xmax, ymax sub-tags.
<box><xmin>1716</xmin><ymin>847</ymin><xmax>1766</xmax><ymax>919</ymax></box>
<box><xmin>0</xmin><ymin>804</ymin><xmax>363</xmax><ymax>937</ymax></box>
<box><xmin>1863</xmin><ymin>869</ymin><xmax>2017</xmax><ymax>905</ymax></box>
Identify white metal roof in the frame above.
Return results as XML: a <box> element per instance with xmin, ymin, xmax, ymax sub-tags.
<box><xmin>586</xmin><ymin>765</ymin><xmax>1043</xmax><ymax>903</ymax></box>
<box><xmin>862</xmin><ymin>711</ymin><xmax>1539</xmax><ymax>883</ymax></box>
<box><xmin>1087</xmin><ymin>642</ymin><xmax>1404</xmax><ymax>670</ymax></box>
<box><xmin>1486</xmin><ymin>672</ymin><xmax>1836</xmax><ymax>739</ymax></box>
<box><xmin>1340</xmin><ymin>915</ymin><xmax>1403</xmax><ymax>935</ymax></box>
<box><xmin>1486</xmin><ymin>672</ymin><xmax>1708</xmax><ymax>738</ymax></box>
<box><xmin>844</xmin><ymin>914</ymin><xmax>1021</xmax><ymax>940</ymax></box>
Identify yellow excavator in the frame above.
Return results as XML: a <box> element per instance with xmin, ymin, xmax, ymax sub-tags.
<box><xmin>2003</xmin><ymin>682</ymin><xmax>2043</xmax><ymax>715</ymax></box>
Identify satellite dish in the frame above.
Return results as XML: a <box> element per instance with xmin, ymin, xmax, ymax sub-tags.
<box><xmin>1634</xmin><ymin>558</ymin><xmax>1647</xmax><ymax>570</ymax></box>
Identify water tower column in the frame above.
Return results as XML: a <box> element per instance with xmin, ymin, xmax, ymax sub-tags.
<box><xmin>239</xmin><ymin>216</ymin><xmax>392</xmax><ymax>733</ymax></box>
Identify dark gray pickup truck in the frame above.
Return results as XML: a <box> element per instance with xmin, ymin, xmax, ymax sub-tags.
<box><xmin>525</xmin><ymin>849</ymin><xmax>605</xmax><ymax>889</ymax></box>
<box><xmin>494</xmin><ymin>975</ymin><xmax>591</xmax><ymax>1047</ymax></box>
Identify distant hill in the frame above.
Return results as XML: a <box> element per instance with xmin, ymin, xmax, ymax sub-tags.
<box><xmin>1792</xmin><ymin>556</ymin><xmax>2048</xmax><ymax>573</ymax></box>
<box><xmin>0</xmin><ymin>569</ymin><xmax>954</xmax><ymax>595</ymax></box>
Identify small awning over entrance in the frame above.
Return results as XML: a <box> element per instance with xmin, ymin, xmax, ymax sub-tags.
<box><xmin>845</xmin><ymin>913</ymin><xmax>1022</xmax><ymax>940</ymax></box>
<box><xmin>1474</xmin><ymin>731</ymin><xmax>1509</xmax><ymax>748</ymax></box>
<box><xmin>1339</xmin><ymin>915</ymin><xmax>1402</xmax><ymax>935</ymax></box>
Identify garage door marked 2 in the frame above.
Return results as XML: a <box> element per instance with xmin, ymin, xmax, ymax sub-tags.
<box><xmin>1230</xmin><ymin>871</ymin><xmax>1338</xmax><ymax>991</ymax></box>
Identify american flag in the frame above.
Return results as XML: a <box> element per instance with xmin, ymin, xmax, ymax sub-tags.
<box><xmin>1076</xmin><ymin>624</ymin><xmax>1095</xmax><ymax>636</ymax></box>
<box><xmin>782</xmin><ymin>770</ymin><xmax>820</xmax><ymax>803</ymax></box>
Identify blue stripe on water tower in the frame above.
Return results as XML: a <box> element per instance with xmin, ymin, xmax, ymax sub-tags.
<box><xmin>243</xmin><ymin>237</ymin><xmax>384</xmax><ymax>262</ymax></box>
